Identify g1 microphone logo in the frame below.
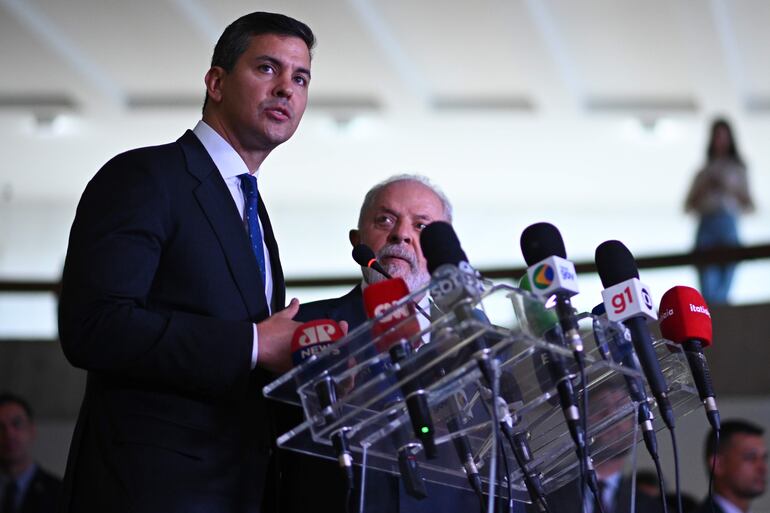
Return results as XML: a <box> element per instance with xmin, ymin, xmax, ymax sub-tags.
<box><xmin>532</xmin><ymin>263</ymin><xmax>554</xmax><ymax>290</ymax></box>
<box><xmin>641</xmin><ymin>287</ymin><xmax>653</xmax><ymax>310</ymax></box>
<box><xmin>297</xmin><ymin>323</ymin><xmax>339</xmax><ymax>347</ymax></box>
<box><xmin>610</xmin><ymin>285</ymin><xmax>653</xmax><ymax>314</ymax></box>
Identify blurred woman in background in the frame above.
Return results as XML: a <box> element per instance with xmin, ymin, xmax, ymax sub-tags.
<box><xmin>685</xmin><ymin>118</ymin><xmax>755</xmax><ymax>304</ymax></box>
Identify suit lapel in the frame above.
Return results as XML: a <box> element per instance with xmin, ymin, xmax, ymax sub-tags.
<box><xmin>342</xmin><ymin>285</ymin><xmax>367</xmax><ymax>328</ymax></box>
<box><xmin>178</xmin><ymin>130</ymin><xmax>268</xmax><ymax>321</ymax></box>
<box><xmin>258</xmin><ymin>192</ymin><xmax>285</xmax><ymax>311</ymax></box>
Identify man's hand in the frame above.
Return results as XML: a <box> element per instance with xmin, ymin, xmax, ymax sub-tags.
<box><xmin>256</xmin><ymin>298</ymin><xmax>302</xmax><ymax>374</ymax></box>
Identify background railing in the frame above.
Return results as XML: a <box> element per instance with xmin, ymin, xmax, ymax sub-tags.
<box><xmin>3</xmin><ymin>243</ymin><xmax>769</xmax><ymax>291</ymax></box>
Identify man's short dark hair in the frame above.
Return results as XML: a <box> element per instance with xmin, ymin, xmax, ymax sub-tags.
<box><xmin>203</xmin><ymin>12</ymin><xmax>315</xmax><ymax>112</ymax></box>
<box><xmin>0</xmin><ymin>392</ymin><xmax>34</xmax><ymax>421</ymax></box>
<box><xmin>705</xmin><ymin>419</ymin><xmax>764</xmax><ymax>463</ymax></box>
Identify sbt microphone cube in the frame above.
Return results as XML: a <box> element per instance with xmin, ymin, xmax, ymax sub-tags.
<box><xmin>526</xmin><ymin>255</ymin><xmax>579</xmax><ymax>300</ymax></box>
<box><xmin>601</xmin><ymin>278</ymin><xmax>658</xmax><ymax>323</ymax></box>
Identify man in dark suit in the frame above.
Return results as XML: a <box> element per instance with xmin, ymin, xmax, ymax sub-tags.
<box><xmin>58</xmin><ymin>12</ymin><xmax>314</xmax><ymax>513</ymax></box>
<box><xmin>0</xmin><ymin>393</ymin><xmax>62</xmax><ymax>513</ymax></box>
<box><xmin>278</xmin><ymin>175</ymin><xmax>489</xmax><ymax>512</ymax></box>
<box><xmin>696</xmin><ymin>420</ymin><xmax>767</xmax><ymax>513</ymax></box>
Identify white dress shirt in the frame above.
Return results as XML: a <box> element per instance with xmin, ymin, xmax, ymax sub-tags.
<box><xmin>193</xmin><ymin>120</ymin><xmax>273</xmax><ymax>368</ymax></box>
<box><xmin>715</xmin><ymin>494</ymin><xmax>751</xmax><ymax>513</ymax></box>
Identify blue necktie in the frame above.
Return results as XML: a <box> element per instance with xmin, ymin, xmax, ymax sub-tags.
<box><xmin>238</xmin><ymin>173</ymin><xmax>267</xmax><ymax>285</ymax></box>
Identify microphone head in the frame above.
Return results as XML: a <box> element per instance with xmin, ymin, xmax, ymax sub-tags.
<box><xmin>595</xmin><ymin>240</ymin><xmax>640</xmax><ymax>288</ymax></box>
<box><xmin>291</xmin><ymin>319</ymin><xmax>345</xmax><ymax>367</ymax></box>
<box><xmin>352</xmin><ymin>244</ymin><xmax>377</xmax><ymax>268</ymax></box>
<box><xmin>520</xmin><ymin>222</ymin><xmax>567</xmax><ymax>265</ymax></box>
<box><xmin>659</xmin><ymin>286</ymin><xmax>713</xmax><ymax>348</ymax></box>
<box><xmin>363</xmin><ymin>278</ymin><xmax>420</xmax><ymax>353</ymax></box>
<box><xmin>363</xmin><ymin>278</ymin><xmax>411</xmax><ymax>319</ymax></box>
<box><xmin>420</xmin><ymin>221</ymin><xmax>468</xmax><ymax>274</ymax></box>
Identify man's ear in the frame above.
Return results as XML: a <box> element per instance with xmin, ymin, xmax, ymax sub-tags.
<box><xmin>204</xmin><ymin>66</ymin><xmax>226</xmax><ymax>104</ymax></box>
<box><xmin>349</xmin><ymin>229</ymin><xmax>360</xmax><ymax>247</ymax></box>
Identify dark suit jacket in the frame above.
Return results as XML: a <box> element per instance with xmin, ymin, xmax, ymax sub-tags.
<box><xmin>527</xmin><ymin>474</ymin><xmax>664</xmax><ymax>513</ymax></box>
<box><xmin>10</xmin><ymin>465</ymin><xmax>62</xmax><ymax>513</ymax></box>
<box><xmin>58</xmin><ymin>130</ymin><xmax>285</xmax><ymax>513</ymax></box>
<box><xmin>277</xmin><ymin>286</ymin><xmax>489</xmax><ymax>513</ymax></box>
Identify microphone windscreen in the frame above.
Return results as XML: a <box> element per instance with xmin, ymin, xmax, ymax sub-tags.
<box><xmin>291</xmin><ymin>319</ymin><xmax>345</xmax><ymax>367</ymax></box>
<box><xmin>420</xmin><ymin>221</ymin><xmax>468</xmax><ymax>274</ymax></box>
<box><xmin>520</xmin><ymin>222</ymin><xmax>567</xmax><ymax>265</ymax></box>
<box><xmin>659</xmin><ymin>286</ymin><xmax>713</xmax><ymax>348</ymax></box>
<box><xmin>595</xmin><ymin>240</ymin><xmax>640</xmax><ymax>287</ymax></box>
<box><xmin>352</xmin><ymin>244</ymin><xmax>377</xmax><ymax>268</ymax></box>
<box><xmin>363</xmin><ymin>278</ymin><xmax>420</xmax><ymax>353</ymax></box>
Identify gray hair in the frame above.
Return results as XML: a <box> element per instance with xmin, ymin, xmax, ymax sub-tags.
<box><xmin>357</xmin><ymin>174</ymin><xmax>453</xmax><ymax>230</ymax></box>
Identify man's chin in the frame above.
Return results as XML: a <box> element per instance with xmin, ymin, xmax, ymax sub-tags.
<box><xmin>363</xmin><ymin>267</ymin><xmax>429</xmax><ymax>293</ymax></box>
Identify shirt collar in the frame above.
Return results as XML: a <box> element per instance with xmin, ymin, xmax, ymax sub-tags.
<box><xmin>192</xmin><ymin>120</ymin><xmax>260</xmax><ymax>180</ymax></box>
<box><xmin>714</xmin><ymin>494</ymin><xmax>750</xmax><ymax>513</ymax></box>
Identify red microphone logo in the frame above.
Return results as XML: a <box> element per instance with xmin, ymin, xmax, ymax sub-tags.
<box><xmin>363</xmin><ymin>278</ymin><xmax>420</xmax><ymax>353</ymax></box>
<box><xmin>291</xmin><ymin>319</ymin><xmax>344</xmax><ymax>366</ymax></box>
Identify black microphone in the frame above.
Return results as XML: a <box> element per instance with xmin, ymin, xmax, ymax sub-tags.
<box><xmin>520</xmin><ymin>223</ymin><xmax>583</xmax><ymax>359</ymax></box>
<box><xmin>591</xmin><ymin>303</ymin><xmax>660</xmax><ymax>459</ymax></box>
<box><xmin>352</xmin><ymin>243</ymin><xmax>393</xmax><ymax>279</ymax></box>
<box><xmin>595</xmin><ymin>240</ymin><xmax>675</xmax><ymax>430</ymax></box>
<box><xmin>420</xmin><ymin>222</ymin><xmax>550</xmax><ymax>508</ymax></box>
<box><xmin>352</xmin><ymin>243</ymin><xmax>432</xmax><ymax>322</ymax></box>
<box><xmin>517</xmin><ymin>224</ymin><xmax>587</xmax><ymax>457</ymax></box>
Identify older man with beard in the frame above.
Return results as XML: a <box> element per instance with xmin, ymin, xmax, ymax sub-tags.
<box><xmin>277</xmin><ymin>175</ymin><xmax>482</xmax><ymax>513</ymax></box>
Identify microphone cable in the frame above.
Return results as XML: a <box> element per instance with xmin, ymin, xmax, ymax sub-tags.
<box><xmin>670</xmin><ymin>429</ymin><xmax>683</xmax><ymax>513</ymax></box>
<box><xmin>708</xmin><ymin>429</ymin><xmax>720</xmax><ymax>513</ymax></box>
<box><xmin>497</xmin><ymin>436</ymin><xmax>515</xmax><ymax>513</ymax></box>
<box><xmin>652</xmin><ymin>446</ymin><xmax>670</xmax><ymax>513</ymax></box>
<box><xmin>482</xmin><ymin>352</ymin><xmax>502</xmax><ymax>513</ymax></box>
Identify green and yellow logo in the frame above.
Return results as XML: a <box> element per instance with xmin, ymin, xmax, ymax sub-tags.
<box><xmin>532</xmin><ymin>264</ymin><xmax>555</xmax><ymax>289</ymax></box>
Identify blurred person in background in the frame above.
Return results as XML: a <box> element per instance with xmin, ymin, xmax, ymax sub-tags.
<box><xmin>685</xmin><ymin>118</ymin><xmax>755</xmax><ymax>304</ymax></box>
<box><xmin>698</xmin><ymin>420</ymin><xmax>767</xmax><ymax>513</ymax></box>
<box><xmin>0</xmin><ymin>393</ymin><xmax>61</xmax><ymax>513</ymax></box>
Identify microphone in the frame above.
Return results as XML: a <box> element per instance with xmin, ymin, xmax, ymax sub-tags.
<box><xmin>362</xmin><ymin>278</ymin><xmax>437</xmax><ymax>458</ymax></box>
<box><xmin>291</xmin><ymin>320</ymin><xmax>355</xmax><ymax>487</ymax></box>
<box><xmin>363</xmin><ymin>277</ymin><xmax>421</xmax><ymax>353</ymax></box>
<box><xmin>362</xmin><ymin>278</ymin><xmax>433</xmax><ymax>498</ymax></box>
<box><xmin>591</xmin><ymin>303</ymin><xmax>661</xmax><ymax>459</ymax></box>
<box><xmin>353</xmin><ymin>243</ymin><xmax>393</xmax><ymax>279</ymax></box>
<box><xmin>595</xmin><ymin>240</ymin><xmax>675</xmax><ymax>430</ymax></box>
<box><xmin>520</xmin><ymin>222</ymin><xmax>583</xmax><ymax>358</ymax></box>
<box><xmin>418</xmin><ymin>222</ymin><xmax>502</xmax><ymax>498</ymax></box>
<box><xmin>590</xmin><ymin>304</ymin><xmax>647</xmax><ymax>403</ymax></box>
<box><xmin>517</xmin><ymin>272</ymin><xmax>588</xmax><ymax>464</ymax></box>
<box><xmin>291</xmin><ymin>319</ymin><xmax>345</xmax><ymax>367</ymax></box>
<box><xmin>353</xmin><ymin>243</ymin><xmax>432</xmax><ymax>322</ymax></box>
<box><xmin>659</xmin><ymin>286</ymin><xmax>720</xmax><ymax>431</ymax></box>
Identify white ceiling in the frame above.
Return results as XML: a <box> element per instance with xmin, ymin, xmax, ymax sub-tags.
<box><xmin>1</xmin><ymin>0</ymin><xmax>769</xmax><ymax>195</ymax></box>
<box><xmin>0</xmin><ymin>0</ymin><xmax>769</xmax><ymax>304</ymax></box>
